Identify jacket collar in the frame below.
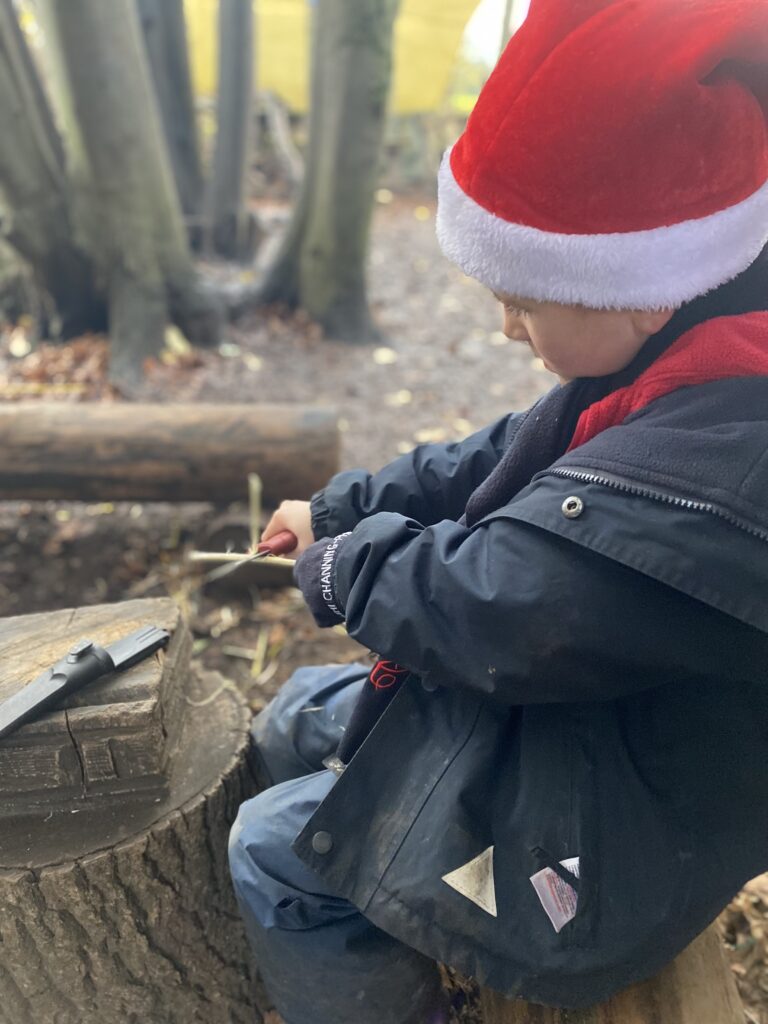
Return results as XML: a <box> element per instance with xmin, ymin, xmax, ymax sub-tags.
<box><xmin>569</xmin><ymin>311</ymin><xmax>768</xmax><ymax>450</ymax></box>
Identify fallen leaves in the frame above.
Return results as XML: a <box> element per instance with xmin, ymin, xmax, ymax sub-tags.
<box><xmin>42</xmin><ymin>515</ymin><xmax>97</xmax><ymax>556</ymax></box>
<box><xmin>413</xmin><ymin>426</ymin><xmax>448</xmax><ymax>444</ymax></box>
<box><xmin>412</xmin><ymin>418</ymin><xmax>474</xmax><ymax>446</ymax></box>
<box><xmin>164</xmin><ymin>325</ymin><xmax>191</xmax><ymax>357</ymax></box>
<box><xmin>242</xmin><ymin>353</ymin><xmax>263</xmax><ymax>372</ymax></box>
<box><xmin>0</xmin><ymin>334</ymin><xmax>118</xmax><ymax>401</ymax></box>
<box><xmin>373</xmin><ymin>346</ymin><xmax>398</xmax><ymax>365</ymax></box>
<box><xmin>0</xmin><ymin>381</ymin><xmax>87</xmax><ymax>398</ymax></box>
<box><xmin>158</xmin><ymin>327</ymin><xmax>204</xmax><ymax>370</ymax></box>
<box><xmin>8</xmin><ymin>326</ymin><xmax>32</xmax><ymax>358</ymax></box>
<box><xmin>440</xmin><ymin>295</ymin><xmax>463</xmax><ymax>314</ymax></box>
<box><xmin>202</xmin><ymin>603</ymin><xmax>242</xmax><ymax>639</ymax></box>
<box><xmin>385</xmin><ymin>389</ymin><xmax>413</xmax><ymax>407</ymax></box>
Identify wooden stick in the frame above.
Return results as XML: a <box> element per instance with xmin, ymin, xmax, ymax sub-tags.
<box><xmin>188</xmin><ymin>551</ymin><xmax>296</xmax><ymax>570</ymax></box>
<box><xmin>248</xmin><ymin>473</ymin><xmax>262</xmax><ymax>549</ymax></box>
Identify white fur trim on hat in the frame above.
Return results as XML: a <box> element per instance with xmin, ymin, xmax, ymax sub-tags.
<box><xmin>436</xmin><ymin>148</ymin><xmax>768</xmax><ymax>310</ymax></box>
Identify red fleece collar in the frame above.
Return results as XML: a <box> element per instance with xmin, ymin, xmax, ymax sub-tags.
<box><xmin>568</xmin><ymin>312</ymin><xmax>768</xmax><ymax>452</ymax></box>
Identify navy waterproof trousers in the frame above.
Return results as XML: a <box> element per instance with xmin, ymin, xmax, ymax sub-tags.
<box><xmin>228</xmin><ymin>664</ymin><xmax>447</xmax><ymax>1024</ymax></box>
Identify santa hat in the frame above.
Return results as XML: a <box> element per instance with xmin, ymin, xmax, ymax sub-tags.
<box><xmin>436</xmin><ymin>0</ymin><xmax>768</xmax><ymax>310</ymax></box>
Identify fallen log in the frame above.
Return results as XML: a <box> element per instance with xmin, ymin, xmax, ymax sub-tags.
<box><xmin>0</xmin><ymin>597</ymin><xmax>262</xmax><ymax>1024</ymax></box>
<box><xmin>480</xmin><ymin>923</ymin><xmax>743</xmax><ymax>1023</ymax></box>
<box><xmin>0</xmin><ymin>402</ymin><xmax>339</xmax><ymax>503</ymax></box>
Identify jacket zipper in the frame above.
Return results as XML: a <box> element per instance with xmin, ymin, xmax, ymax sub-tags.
<box><xmin>548</xmin><ymin>466</ymin><xmax>768</xmax><ymax>544</ymax></box>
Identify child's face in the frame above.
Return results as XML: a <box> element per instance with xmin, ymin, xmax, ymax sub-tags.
<box><xmin>494</xmin><ymin>293</ymin><xmax>676</xmax><ymax>383</ymax></box>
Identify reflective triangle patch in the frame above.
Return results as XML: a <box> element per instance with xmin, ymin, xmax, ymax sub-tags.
<box><xmin>442</xmin><ymin>845</ymin><xmax>497</xmax><ymax>917</ymax></box>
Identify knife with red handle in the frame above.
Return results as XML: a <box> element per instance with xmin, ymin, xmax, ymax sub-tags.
<box><xmin>205</xmin><ymin>530</ymin><xmax>298</xmax><ymax>581</ymax></box>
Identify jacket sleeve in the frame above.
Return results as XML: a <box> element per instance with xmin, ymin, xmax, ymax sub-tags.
<box><xmin>310</xmin><ymin>411</ymin><xmax>528</xmax><ymax>539</ymax></box>
<box><xmin>325</xmin><ymin>510</ymin><xmax>750</xmax><ymax>705</ymax></box>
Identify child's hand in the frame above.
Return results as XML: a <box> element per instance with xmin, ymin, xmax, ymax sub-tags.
<box><xmin>262</xmin><ymin>501</ymin><xmax>314</xmax><ymax>559</ymax></box>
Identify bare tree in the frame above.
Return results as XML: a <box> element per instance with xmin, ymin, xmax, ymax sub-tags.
<box><xmin>36</xmin><ymin>0</ymin><xmax>220</xmax><ymax>385</ymax></box>
<box><xmin>0</xmin><ymin>0</ymin><xmax>103</xmax><ymax>336</ymax></box>
<box><xmin>207</xmin><ymin>0</ymin><xmax>259</xmax><ymax>261</ymax></box>
<box><xmin>136</xmin><ymin>0</ymin><xmax>205</xmax><ymax>234</ymax></box>
<box><xmin>258</xmin><ymin>0</ymin><xmax>400</xmax><ymax>342</ymax></box>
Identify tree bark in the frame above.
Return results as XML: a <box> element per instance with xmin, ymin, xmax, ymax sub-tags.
<box><xmin>479</xmin><ymin>925</ymin><xmax>743</xmax><ymax>1024</ymax></box>
<box><xmin>207</xmin><ymin>0</ymin><xmax>259</xmax><ymax>261</ymax></box>
<box><xmin>0</xmin><ymin>593</ymin><xmax>262</xmax><ymax>1023</ymax></box>
<box><xmin>0</xmin><ymin>0</ymin><xmax>104</xmax><ymax>336</ymax></box>
<box><xmin>0</xmin><ymin>239</ymin><xmax>39</xmax><ymax>331</ymax></box>
<box><xmin>36</xmin><ymin>0</ymin><xmax>221</xmax><ymax>386</ymax></box>
<box><xmin>260</xmin><ymin>91</ymin><xmax>305</xmax><ymax>188</ymax></box>
<box><xmin>258</xmin><ymin>0</ymin><xmax>400</xmax><ymax>342</ymax></box>
<box><xmin>136</xmin><ymin>0</ymin><xmax>205</xmax><ymax>234</ymax></box>
<box><xmin>0</xmin><ymin>401</ymin><xmax>340</xmax><ymax>504</ymax></box>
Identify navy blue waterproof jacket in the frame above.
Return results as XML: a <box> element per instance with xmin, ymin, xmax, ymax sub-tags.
<box><xmin>291</xmin><ymin>321</ymin><xmax>768</xmax><ymax>1007</ymax></box>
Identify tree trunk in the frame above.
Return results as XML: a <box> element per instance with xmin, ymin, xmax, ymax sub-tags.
<box><xmin>479</xmin><ymin>926</ymin><xmax>743</xmax><ymax>1024</ymax></box>
<box><xmin>36</xmin><ymin>0</ymin><xmax>221</xmax><ymax>387</ymax></box>
<box><xmin>260</xmin><ymin>91</ymin><xmax>305</xmax><ymax>188</ymax></box>
<box><xmin>258</xmin><ymin>0</ymin><xmax>400</xmax><ymax>342</ymax></box>
<box><xmin>0</xmin><ymin>0</ymin><xmax>104</xmax><ymax>336</ymax></box>
<box><xmin>0</xmin><ymin>598</ymin><xmax>262</xmax><ymax>1024</ymax></box>
<box><xmin>136</xmin><ymin>0</ymin><xmax>205</xmax><ymax>236</ymax></box>
<box><xmin>0</xmin><ymin>401</ymin><xmax>340</xmax><ymax>504</ymax></box>
<box><xmin>207</xmin><ymin>0</ymin><xmax>259</xmax><ymax>261</ymax></box>
<box><xmin>0</xmin><ymin>239</ymin><xmax>39</xmax><ymax>332</ymax></box>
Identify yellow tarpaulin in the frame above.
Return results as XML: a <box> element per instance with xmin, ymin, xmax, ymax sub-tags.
<box><xmin>185</xmin><ymin>0</ymin><xmax>482</xmax><ymax>114</ymax></box>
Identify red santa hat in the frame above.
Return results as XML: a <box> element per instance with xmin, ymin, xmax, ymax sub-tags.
<box><xmin>436</xmin><ymin>0</ymin><xmax>768</xmax><ymax>310</ymax></box>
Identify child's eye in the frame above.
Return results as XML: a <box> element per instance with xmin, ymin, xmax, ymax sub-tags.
<box><xmin>505</xmin><ymin>305</ymin><xmax>528</xmax><ymax>317</ymax></box>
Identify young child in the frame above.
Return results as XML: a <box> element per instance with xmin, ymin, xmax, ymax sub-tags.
<box><xmin>228</xmin><ymin>2</ymin><xmax>768</xmax><ymax>1021</ymax></box>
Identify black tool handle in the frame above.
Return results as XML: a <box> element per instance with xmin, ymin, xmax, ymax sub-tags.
<box><xmin>0</xmin><ymin>626</ymin><xmax>170</xmax><ymax>741</ymax></box>
<box><xmin>107</xmin><ymin>625</ymin><xmax>171</xmax><ymax>669</ymax></box>
<box><xmin>0</xmin><ymin>643</ymin><xmax>113</xmax><ymax>740</ymax></box>
<box><xmin>334</xmin><ymin>660</ymin><xmax>411</xmax><ymax>766</ymax></box>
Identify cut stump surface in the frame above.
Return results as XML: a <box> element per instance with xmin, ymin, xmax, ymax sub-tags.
<box><xmin>480</xmin><ymin>924</ymin><xmax>743</xmax><ymax>1023</ymax></box>
<box><xmin>0</xmin><ymin>599</ymin><xmax>262</xmax><ymax>1024</ymax></box>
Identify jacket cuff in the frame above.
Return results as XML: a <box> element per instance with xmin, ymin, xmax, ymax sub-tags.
<box><xmin>293</xmin><ymin>533</ymin><xmax>352</xmax><ymax>628</ymax></box>
<box><xmin>310</xmin><ymin>469</ymin><xmax>376</xmax><ymax>538</ymax></box>
<box><xmin>309</xmin><ymin>489</ymin><xmax>332</xmax><ymax>541</ymax></box>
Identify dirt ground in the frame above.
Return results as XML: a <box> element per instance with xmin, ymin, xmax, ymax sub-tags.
<box><xmin>0</xmin><ymin>197</ymin><xmax>765</xmax><ymax>1022</ymax></box>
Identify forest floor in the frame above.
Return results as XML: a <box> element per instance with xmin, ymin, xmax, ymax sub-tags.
<box><xmin>0</xmin><ymin>196</ymin><xmax>765</xmax><ymax>1022</ymax></box>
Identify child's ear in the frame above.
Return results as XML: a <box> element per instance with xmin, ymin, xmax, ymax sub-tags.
<box><xmin>631</xmin><ymin>308</ymin><xmax>677</xmax><ymax>336</ymax></box>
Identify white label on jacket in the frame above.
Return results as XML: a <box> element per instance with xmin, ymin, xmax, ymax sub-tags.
<box><xmin>442</xmin><ymin>846</ymin><xmax>497</xmax><ymax>917</ymax></box>
<box><xmin>529</xmin><ymin>857</ymin><xmax>580</xmax><ymax>933</ymax></box>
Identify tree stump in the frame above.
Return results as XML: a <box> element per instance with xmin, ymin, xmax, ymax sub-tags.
<box><xmin>0</xmin><ymin>598</ymin><xmax>262</xmax><ymax>1024</ymax></box>
<box><xmin>480</xmin><ymin>924</ymin><xmax>744</xmax><ymax>1023</ymax></box>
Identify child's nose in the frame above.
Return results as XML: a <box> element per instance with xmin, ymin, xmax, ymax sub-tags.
<box><xmin>503</xmin><ymin>312</ymin><xmax>530</xmax><ymax>342</ymax></box>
